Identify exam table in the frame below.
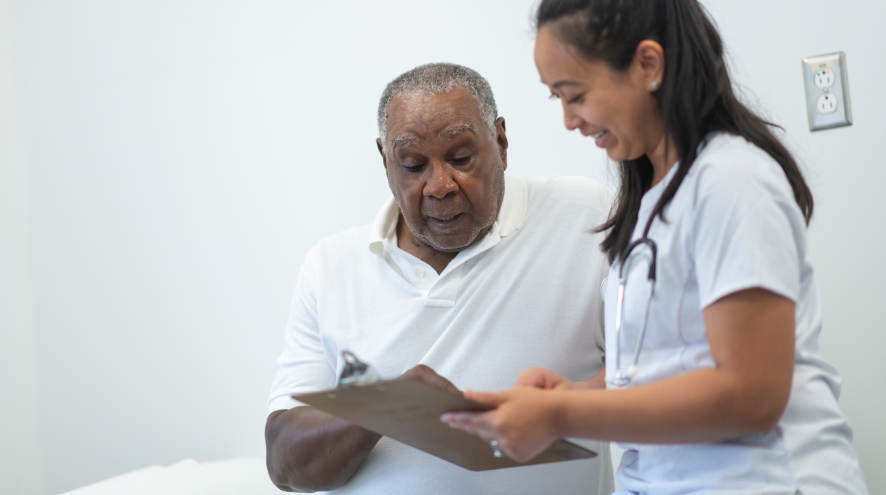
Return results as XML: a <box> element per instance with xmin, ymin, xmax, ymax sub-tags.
<box><xmin>61</xmin><ymin>458</ymin><xmax>281</xmax><ymax>495</ymax></box>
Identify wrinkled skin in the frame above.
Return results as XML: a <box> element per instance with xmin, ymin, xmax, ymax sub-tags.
<box><xmin>266</xmin><ymin>365</ymin><xmax>459</xmax><ymax>492</ymax></box>
<box><xmin>377</xmin><ymin>87</ymin><xmax>508</xmax><ymax>274</ymax></box>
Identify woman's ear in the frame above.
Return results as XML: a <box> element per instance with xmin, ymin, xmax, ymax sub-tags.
<box><xmin>635</xmin><ymin>40</ymin><xmax>665</xmax><ymax>92</ymax></box>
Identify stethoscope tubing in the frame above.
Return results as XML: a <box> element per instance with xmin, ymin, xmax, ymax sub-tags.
<box><xmin>607</xmin><ymin>226</ymin><xmax>659</xmax><ymax>388</ymax></box>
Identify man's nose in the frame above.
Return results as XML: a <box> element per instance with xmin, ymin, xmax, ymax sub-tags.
<box><xmin>424</xmin><ymin>161</ymin><xmax>459</xmax><ymax>199</ymax></box>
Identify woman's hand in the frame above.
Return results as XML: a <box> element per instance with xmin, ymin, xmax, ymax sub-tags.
<box><xmin>514</xmin><ymin>367</ymin><xmax>606</xmax><ymax>391</ymax></box>
<box><xmin>446</xmin><ymin>289</ymin><xmax>796</xmax><ymax>451</ymax></box>
<box><xmin>441</xmin><ymin>388</ymin><xmax>564</xmax><ymax>463</ymax></box>
<box><xmin>513</xmin><ymin>367</ymin><xmax>574</xmax><ymax>390</ymax></box>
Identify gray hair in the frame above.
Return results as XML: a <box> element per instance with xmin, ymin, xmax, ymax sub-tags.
<box><xmin>377</xmin><ymin>63</ymin><xmax>498</xmax><ymax>147</ymax></box>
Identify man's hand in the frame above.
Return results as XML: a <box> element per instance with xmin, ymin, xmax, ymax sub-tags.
<box><xmin>265</xmin><ymin>364</ymin><xmax>457</xmax><ymax>492</ymax></box>
<box><xmin>399</xmin><ymin>364</ymin><xmax>461</xmax><ymax>394</ymax></box>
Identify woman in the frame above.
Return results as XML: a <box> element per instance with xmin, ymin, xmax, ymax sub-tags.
<box><xmin>441</xmin><ymin>1</ymin><xmax>869</xmax><ymax>493</ymax></box>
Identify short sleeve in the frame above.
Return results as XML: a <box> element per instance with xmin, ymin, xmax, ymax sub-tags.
<box><xmin>692</xmin><ymin>160</ymin><xmax>806</xmax><ymax>309</ymax></box>
<box><xmin>266</xmin><ymin>250</ymin><xmax>336</xmax><ymax>415</ymax></box>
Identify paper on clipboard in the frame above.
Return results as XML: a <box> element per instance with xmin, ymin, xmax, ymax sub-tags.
<box><xmin>292</xmin><ymin>377</ymin><xmax>597</xmax><ymax>472</ymax></box>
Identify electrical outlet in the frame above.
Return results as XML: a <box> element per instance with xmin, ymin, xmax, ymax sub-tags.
<box><xmin>803</xmin><ymin>52</ymin><xmax>852</xmax><ymax>132</ymax></box>
<box><xmin>813</xmin><ymin>68</ymin><xmax>835</xmax><ymax>89</ymax></box>
<box><xmin>817</xmin><ymin>94</ymin><xmax>838</xmax><ymax>114</ymax></box>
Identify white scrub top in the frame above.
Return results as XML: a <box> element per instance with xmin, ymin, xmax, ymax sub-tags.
<box><xmin>603</xmin><ymin>133</ymin><xmax>869</xmax><ymax>495</ymax></box>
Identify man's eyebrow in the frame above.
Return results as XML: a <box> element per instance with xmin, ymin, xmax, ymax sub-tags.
<box><xmin>392</xmin><ymin>135</ymin><xmax>418</xmax><ymax>149</ymax></box>
<box><xmin>441</xmin><ymin>123</ymin><xmax>476</xmax><ymax>137</ymax></box>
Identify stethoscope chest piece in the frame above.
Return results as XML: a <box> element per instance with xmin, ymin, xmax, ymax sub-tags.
<box><xmin>605</xmin><ymin>365</ymin><xmax>638</xmax><ymax>388</ymax></box>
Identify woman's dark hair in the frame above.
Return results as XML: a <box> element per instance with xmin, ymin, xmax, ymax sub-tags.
<box><xmin>536</xmin><ymin>0</ymin><xmax>814</xmax><ymax>264</ymax></box>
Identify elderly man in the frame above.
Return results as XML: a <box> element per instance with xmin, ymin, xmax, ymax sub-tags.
<box><xmin>265</xmin><ymin>63</ymin><xmax>613</xmax><ymax>494</ymax></box>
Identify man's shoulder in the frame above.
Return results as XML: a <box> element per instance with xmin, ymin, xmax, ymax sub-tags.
<box><xmin>303</xmin><ymin>224</ymin><xmax>373</xmax><ymax>267</ymax></box>
<box><xmin>520</xmin><ymin>175</ymin><xmax>613</xmax><ymax>219</ymax></box>
<box><xmin>523</xmin><ymin>174</ymin><xmax>611</xmax><ymax>201</ymax></box>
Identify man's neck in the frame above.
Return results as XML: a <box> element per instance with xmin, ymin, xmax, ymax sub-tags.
<box><xmin>396</xmin><ymin>215</ymin><xmax>459</xmax><ymax>275</ymax></box>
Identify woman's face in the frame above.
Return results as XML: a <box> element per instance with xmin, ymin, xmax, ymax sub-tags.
<box><xmin>534</xmin><ymin>26</ymin><xmax>664</xmax><ymax>163</ymax></box>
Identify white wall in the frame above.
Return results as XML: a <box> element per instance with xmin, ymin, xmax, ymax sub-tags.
<box><xmin>0</xmin><ymin>1</ymin><xmax>882</xmax><ymax>494</ymax></box>
<box><xmin>0</xmin><ymin>0</ymin><xmax>44</xmax><ymax>493</ymax></box>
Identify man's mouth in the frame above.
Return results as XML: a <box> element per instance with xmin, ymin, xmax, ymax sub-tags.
<box><xmin>427</xmin><ymin>213</ymin><xmax>463</xmax><ymax>226</ymax></box>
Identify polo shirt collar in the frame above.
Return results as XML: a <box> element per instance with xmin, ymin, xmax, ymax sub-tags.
<box><xmin>368</xmin><ymin>174</ymin><xmax>527</xmax><ymax>256</ymax></box>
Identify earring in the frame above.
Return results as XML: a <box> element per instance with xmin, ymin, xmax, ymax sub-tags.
<box><xmin>650</xmin><ymin>81</ymin><xmax>660</xmax><ymax>91</ymax></box>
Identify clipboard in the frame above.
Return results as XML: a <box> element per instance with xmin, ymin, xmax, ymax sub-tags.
<box><xmin>292</xmin><ymin>377</ymin><xmax>597</xmax><ymax>471</ymax></box>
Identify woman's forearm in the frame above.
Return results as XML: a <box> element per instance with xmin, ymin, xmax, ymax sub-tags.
<box><xmin>446</xmin><ymin>291</ymin><xmax>795</xmax><ymax>457</ymax></box>
<box><xmin>553</xmin><ymin>367</ymin><xmax>786</xmax><ymax>444</ymax></box>
<box><xmin>554</xmin><ymin>289</ymin><xmax>795</xmax><ymax>444</ymax></box>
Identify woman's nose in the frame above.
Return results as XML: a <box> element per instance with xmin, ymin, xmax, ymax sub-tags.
<box><xmin>562</xmin><ymin>105</ymin><xmax>583</xmax><ymax>131</ymax></box>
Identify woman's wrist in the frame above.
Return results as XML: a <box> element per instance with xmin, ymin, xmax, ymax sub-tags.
<box><xmin>570</xmin><ymin>379</ymin><xmax>598</xmax><ymax>390</ymax></box>
<box><xmin>546</xmin><ymin>390</ymin><xmax>573</xmax><ymax>438</ymax></box>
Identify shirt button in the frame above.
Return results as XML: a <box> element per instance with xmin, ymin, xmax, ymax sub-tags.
<box><xmin>415</xmin><ymin>270</ymin><xmax>426</xmax><ymax>279</ymax></box>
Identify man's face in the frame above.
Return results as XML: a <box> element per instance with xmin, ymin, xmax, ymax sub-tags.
<box><xmin>378</xmin><ymin>88</ymin><xmax>508</xmax><ymax>253</ymax></box>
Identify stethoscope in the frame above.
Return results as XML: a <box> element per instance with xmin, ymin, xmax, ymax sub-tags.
<box><xmin>600</xmin><ymin>135</ymin><xmax>713</xmax><ymax>388</ymax></box>
<box><xmin>604</xmin><ymin>213</ymin><xmax>658</xmax><ymax>389</ymax></box>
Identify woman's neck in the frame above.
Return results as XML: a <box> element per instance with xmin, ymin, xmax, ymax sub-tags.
<box><xmin>647</xmin><ymin>133</ymin><xmax>680</xmax><ymax>187</ymax></box>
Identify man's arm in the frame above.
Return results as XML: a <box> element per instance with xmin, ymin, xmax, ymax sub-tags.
<box><xmin>265</xmin><ymin>407</ymin><xmax>381</xmax><ymax>493</ymax></box>
<box><xmin>265</xmin><ymin>365</ymin><xmax>460</xmax><ymax>492</ymax></box>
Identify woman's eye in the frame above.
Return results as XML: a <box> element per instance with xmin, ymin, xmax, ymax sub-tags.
<box><xmin>403</xmin><ymin>162</ymin><xmax>425</xmax><ymax>172</ymax></box>
<box><xmin>566</xmin><ymin>93</ymin><xmax>586</xmax><ymax>104</ymax></box>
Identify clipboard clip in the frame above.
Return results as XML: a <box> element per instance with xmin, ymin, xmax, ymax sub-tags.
<box><xmin>338</xmin><ymin>350</ymin><xmax>380</xmax><ymax>386</ymax></box>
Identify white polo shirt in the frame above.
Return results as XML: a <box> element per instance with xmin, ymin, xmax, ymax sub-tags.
<box><xmin>268</xmin><ymin>174</ymin><xmax>614</xmax><ymax>495</ymax></box>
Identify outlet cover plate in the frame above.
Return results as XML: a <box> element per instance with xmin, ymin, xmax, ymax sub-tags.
<box><xmin>803</xmin><ymin>52</ymin><xmax>852</xmax><ymax>132</ymax></box>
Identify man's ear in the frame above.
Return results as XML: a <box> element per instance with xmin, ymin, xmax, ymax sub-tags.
<box><xmin>376</xmin><ymin>138</ymin><xmax>387</xmax><ymax>169</ymax></box>
<box><xmin>495</xmin><ymin>117</ymin><xmax>508</xmax><ymax>171</ymax></box>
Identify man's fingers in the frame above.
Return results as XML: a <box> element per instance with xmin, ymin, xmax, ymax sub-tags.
<box><xmin>402</xmin><ymin>365</ymin><xmax>461</xmax><ymax>394</ymax></box>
